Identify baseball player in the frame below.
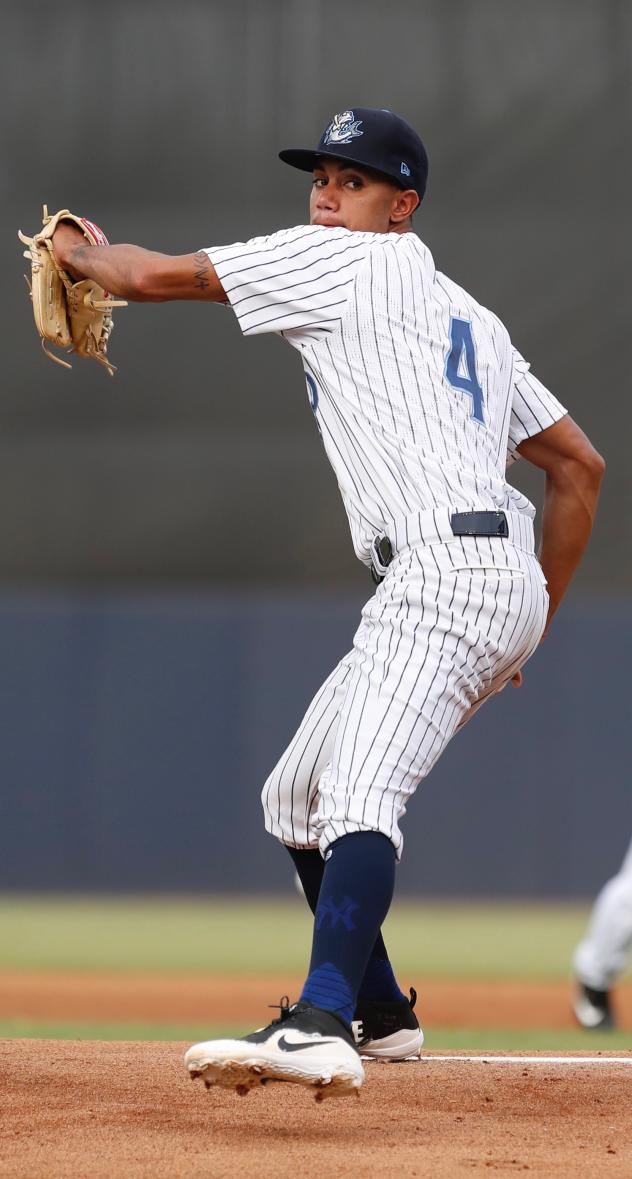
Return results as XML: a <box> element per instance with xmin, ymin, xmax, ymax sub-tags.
<box><xmin>51</xmin><ymin>107</ymin><xmax>605</xmax><ymax>1098</ymax></box>
<box><xmin>573</xmin><ymin>838</ymin><xmax>632</xmax><ymax>1029</ymax></box>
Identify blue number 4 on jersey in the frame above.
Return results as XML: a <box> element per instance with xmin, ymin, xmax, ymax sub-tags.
<box><xmin>445</xmin><ymin>317</ymin><xmax>485</xmax><ymax>425</ymax></box>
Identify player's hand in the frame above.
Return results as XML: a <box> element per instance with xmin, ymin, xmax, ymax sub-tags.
<box><xmin>496</xmin><ymin>668</ymin><xmax>523</xmax><ymax>694</ymax></box>
<box><xmin>52</xmin><ymin>222</ymin><xmax>87</xmax><ymax>279</ymax></box>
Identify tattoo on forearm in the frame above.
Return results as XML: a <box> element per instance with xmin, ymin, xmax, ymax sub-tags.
<box><xmin>193</xmin><ymin>250</ymin><xmax>210</xmax><ymax>290</ymax></box>
<box><xmin>69</xmin><ymin>244</ymin><xmax>90</xmax><ymax>267</ymax></box>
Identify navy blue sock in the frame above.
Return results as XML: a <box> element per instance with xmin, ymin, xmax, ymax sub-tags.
<box><xmin>287</xmin><ymin>845</ymin><xmax>406</xmax><ymax>1005</ymax></box>
<box><xmin>298</xmin><ymin>832</ymin><xmax>397</xmax><ymax>1026</ymax></box>
<box><xmin>358</xmin><ymin>955</ymin><xmax>406</xmax><ymax>1003</ymax></box>
<box><xmin>287</xmin><ymin>847</ymin><xmax>326</xmax><ymax>913</ymax></box>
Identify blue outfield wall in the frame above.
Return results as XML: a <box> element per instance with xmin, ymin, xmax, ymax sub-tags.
<box><xmin>0</xmin><ymin>591</ymin><xmax>629</xmax><ymax>897</ymax></box>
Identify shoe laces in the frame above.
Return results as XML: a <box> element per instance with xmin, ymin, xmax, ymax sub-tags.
<box><xmin>264</xmin><ymin>994</ymin><xmax>293</xmax><ymax>1028</ymax></box>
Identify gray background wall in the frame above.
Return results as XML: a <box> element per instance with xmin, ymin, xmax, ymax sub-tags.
<box><xmin>1</xmin><ymin>1</ymin><xmax>630</xmax><ymax>893</ymax></box>
<box><xmin>0</xmin><ymin>594</ymin><xmax>629</xmax><ymax>896</ymax></box>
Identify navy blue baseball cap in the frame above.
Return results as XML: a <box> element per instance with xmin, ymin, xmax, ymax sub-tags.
<box><xmin>279</xmin><ymin>107</ymin><xmax>428</xmax><ymax>199</ymax></box>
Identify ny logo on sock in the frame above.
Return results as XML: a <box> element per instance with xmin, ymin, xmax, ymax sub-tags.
<box><xmin>316</xmin><ymin>894</ymin><xmax>359</xmax><ymax>932</ymax></box>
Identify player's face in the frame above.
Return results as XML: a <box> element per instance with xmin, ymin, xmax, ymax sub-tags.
<box><xmin>310</xmin><ymin>160</ymin><xmax>414</xmax><ymax>233</ymax></box>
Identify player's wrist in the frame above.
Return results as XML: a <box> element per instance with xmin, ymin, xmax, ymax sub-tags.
<box><xmin>52</xmin><ymin>223</ymin><xmax>87</xmax><ymax>274</ymax></box>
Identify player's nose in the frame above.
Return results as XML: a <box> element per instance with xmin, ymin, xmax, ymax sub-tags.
<box><xmin>315</xmin><ymin>185</ymin><xmax>339</xmax><ymax>211</ymax></box>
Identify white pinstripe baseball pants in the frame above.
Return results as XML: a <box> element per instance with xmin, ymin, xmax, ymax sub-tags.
<box><xmin>573</xmin><ymin>839</ymin><xmax>632</xmax><ymax>989</ymax></box>
<box><xmin>262</xmin><ymin>533</ymin><xmax>548</xmax><ymax>859</ymax></box>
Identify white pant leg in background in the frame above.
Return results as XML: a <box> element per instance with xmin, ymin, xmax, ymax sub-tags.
<box><xmin>263</xmin><ymin>535</ymin><xmax>548</xmax><ymax>859</ymax></box>
<box><xmin>573</xmin><ymin>839</ymin><xmax>632</xmax><ymax>990</ymax></box>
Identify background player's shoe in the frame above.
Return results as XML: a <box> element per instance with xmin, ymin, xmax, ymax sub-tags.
<box><xmin>572</xmin><ymin>980</ymin><xmax>615</xmax><ymax>1029</ymax></box>
<box><xmin>352</xmin><ymin>986</ymin><xmax>424</xmax><ymax>1059</ymax></box>
<box><xmin>185</xmin><ymin>999</ymin><xmax>364</xmax><ymax>1099</ymax></box>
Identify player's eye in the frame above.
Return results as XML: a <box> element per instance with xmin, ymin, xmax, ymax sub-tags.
<box><xmin>345</xmin><ymin>177</ymin><xmax>364</xmax><ymax>190</ymax></box>
<box><xmin>313</xmin><ymin>177</ymin><xmax>327</xmax><ymax>187</ymax></box>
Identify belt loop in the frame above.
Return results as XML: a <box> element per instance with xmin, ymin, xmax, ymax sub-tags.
<box><xmin>371</xmin><ymin>535</ymin><xmax>393</xmax><ymax>584</ymax></box>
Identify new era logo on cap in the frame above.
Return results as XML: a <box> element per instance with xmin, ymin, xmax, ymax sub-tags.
<box><xmin>279</xmin><ymin>107</ymin><xmax>429</xmax><ymax>199</ymax></box>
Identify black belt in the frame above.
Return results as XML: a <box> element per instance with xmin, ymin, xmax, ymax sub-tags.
<box><xmin>370</xmin><ymin>510</ymin><xmax>509</xmax><ymax>585</ymax></box>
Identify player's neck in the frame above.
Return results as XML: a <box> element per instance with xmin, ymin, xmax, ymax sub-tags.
<box><xmin>388</xmin><ymin>219</ymin><xmax>414</xmax><ymax>235</ymax></box>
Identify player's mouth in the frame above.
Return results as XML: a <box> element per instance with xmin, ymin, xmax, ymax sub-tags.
<box><xmin>311</xmin><ymin>214</ymin><xmax>346</xmax><ymax>228</ymax></box>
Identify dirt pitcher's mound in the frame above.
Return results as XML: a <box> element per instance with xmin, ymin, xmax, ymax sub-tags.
<box><xmin>1</xmin><ymin>1040</ymin><xmax>631</xmax><ymax>1179</ymax></box>
<box><xmin>0</xmin><ymin>972</ymin><xmax>631</xmax><ymax>1029</ymax></box>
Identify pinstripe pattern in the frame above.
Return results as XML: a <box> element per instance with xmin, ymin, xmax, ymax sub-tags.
<box><xmin>263</xmin><ymin>539</ymin><xmax>548</xmax><ymax>857</ymax></box>
<box><xmin>209</xmin><ymin>224</ymin><xmax>558</xmax><ymax>857</ymax></box>
<box><xmin>207</xmin><ymin>225</ymin><xmax>566</xmax><ymax>567</ymax></box>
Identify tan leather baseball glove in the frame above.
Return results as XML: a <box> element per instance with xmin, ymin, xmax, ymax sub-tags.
<box><xmin>18</xmin><ymin>206</ymin><xmax>127</xmax><ymax>375</ymax></box>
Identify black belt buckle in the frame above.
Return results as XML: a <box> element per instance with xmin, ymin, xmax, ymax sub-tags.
<box><xmin>450</xmin><ymin>510</ymin><xmax>509</xmax><ymax>538</ymax></box>
<box><xmin>370</xmin><ymin>535</ymin><xmax>393</xmax><ymax>585</ymax></box>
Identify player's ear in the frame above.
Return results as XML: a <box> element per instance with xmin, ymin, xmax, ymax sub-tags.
<box><xmin>390</xmin><ymin>189</ymin><xmax>420</xmax><ymax>224</ymax></box>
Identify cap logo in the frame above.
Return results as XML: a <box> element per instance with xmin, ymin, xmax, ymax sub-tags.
<box><xmin>323</xmin><ymin>110</ymin><xmax>364</xmax><ymax>146</ymax></box>
<box><xmin>401</xmin><ymin>162</ymin><xmax>411</xmax><ymax>177</ymax></box>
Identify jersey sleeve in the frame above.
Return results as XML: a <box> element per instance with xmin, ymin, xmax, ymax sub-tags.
<box><xmin>204</xmin><ymin>225</ymin><xmax>370</xmax><ymax>340</ymax></box>
<box><xmin>506</xmin><ymin>349</ymin><xmax>568</xmax><ymax>464</ymax></box>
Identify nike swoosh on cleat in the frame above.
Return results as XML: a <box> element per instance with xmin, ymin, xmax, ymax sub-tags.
<box><xmin>277</xmin><ymin>1035</ymin><xmax>338</xmax><ymax>1052</ymax></box>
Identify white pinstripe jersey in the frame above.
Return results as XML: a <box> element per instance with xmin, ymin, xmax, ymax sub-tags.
<box><xmin>206</xmin><ymin>226</ymin><xmax>567</xmax><ymax>565</ymax></box>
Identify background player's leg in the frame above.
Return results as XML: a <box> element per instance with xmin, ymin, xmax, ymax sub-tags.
<box><xmin>574</xmin><ymin>838</ymin><xmax>632</xmax><ymax>990</ymax></box>
<box><xmin>288</xmin><ymin>845</ymin><xmax>406</xmax><ymax>1002</ymax></box>
<box><xmin>299</xmin><ymin>832</ymin><xmax>397</xmax><ymax>1025</ymax></box>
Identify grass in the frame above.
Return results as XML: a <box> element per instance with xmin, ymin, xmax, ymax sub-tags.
<box><xmin>1</xmin><ymin>1018</ymin><xmax>629</xmax><ymax>1052</ymax></box>
<box><xmin>1</xmin><ymin>895</ymin><xmax>629</xmax><ymax>1048</ymax></box>
<box><xmin>0</xmin><ymin>894</ymin><xmax>611</xmax><ymax>979</ymax></box>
